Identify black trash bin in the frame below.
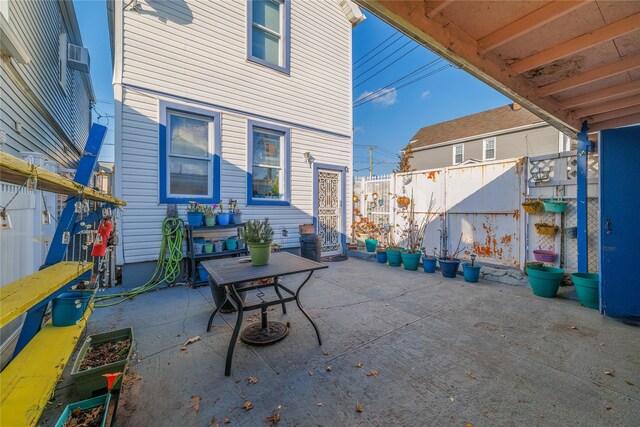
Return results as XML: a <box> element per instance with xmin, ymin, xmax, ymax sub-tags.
<box><xmin>209</xmin><ymin>277</ymin><xmax>247</xmax><ymax>313</ymax></box>
<box><xmin>300</xmin><ymin>233</ymin><xmax>322</xmax><ymax>262</ymax></box>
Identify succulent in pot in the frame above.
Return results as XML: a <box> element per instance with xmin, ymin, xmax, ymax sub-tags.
<box><xmin>186</xmin><ymin>201</ymin><xmax>204</xmax><ymax>227</ymax></box>
<box><xmin>203</xmin><ymin>204</ymin><xmax>217</xmax><ymax>226</ymax></box>
<box><xmin>239</xmin><ymin>218</ymin><xmax>274</xmax><ymax>266</ymax></box>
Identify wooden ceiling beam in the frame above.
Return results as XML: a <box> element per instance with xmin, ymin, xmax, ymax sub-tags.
<box><xmin>588</xmin><ymin>112</ymin><xmax>640</xmax><ymax>132</ymax></box>
<box><xmin>510</xmin><ymin>12</ymin><xmax>640</xmax><ymax>74</ymax></box>
<box><xmin>424</xmin><ymin>0</ymin><xmax>454</xmax><ymax>19</ymax></box>
<box><xmin>589</xmin><ymin>104</ymin><xmax>640</xmax><ymax>124</ymax></box>
<box><xmin>539</xmin><ymin>55</ymin><xmax>640</xmax><ymax>97</ymax></box>
<box><xmin>560</xmin><ymin>80</ymin><xmax>640</xmax><ymax>109</ymax></box>
<box><xmin>478</xmin><ymin>1</ymin><xmax>587</xmax><ymax>55</ymax></box>
<box><xmin>572</xmin><ymin>94</ymin><xmax>640</xmax><ymax>118</ymax></box>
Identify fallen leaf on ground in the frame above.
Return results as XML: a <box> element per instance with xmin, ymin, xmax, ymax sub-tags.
<box><xmin>322</xmin><ymin>351</ymin><xmax>329</xmax><ymax>356</ymax></box>
<box><xmin>367</xmin><ymin>370</ymin><xmax>379</xmax><ymax>377</ymax></box>
<box><xmin>355</xmin><ymin>362</ymin><xmax>363</xmax><ymax>368</ymax></box>
<box><xmin>286</xmin><ymin>322</ymin><xmax>291</xmax><ymax>328</ymax></box>
<box><xmin>570</xmin><ymin>326</ymin><xmax>578</xmax><ymax>330</ymax></box>
<box><xmin>208</xmin><ymin>417</ymin><xmax>219</xmax><ymax>426</ymax></box>
<box><xmin>448</xmin><ymin>397</ymin><xmax>454</xmax><ymax>402</ymax></box>
<box><xmin>625</xmin><ymin>380</ymin><xmax>634</xmax><ymax>386</ymax></box>
<box><xmin>465</xmin><ymin>424</ymin><xmax>472</xmax><ymax>427</ymax></box>
<box><xmin>248</xmin><ymin>376</ymin><xmax>258</xmax><ymax>384</ymax></box>
<box><xmin>604</xmin><ymin>371</ymin><xmax>615</xmax><ymax>377</ymax></box>
<box><xmin>265</xmin><ymin>412</ymin><xmax>281</xmax><ymax>425</ymax></box>
<box><xmin>180</xmin><ymin>346</ymin><xmax>188</xmax><ymax>351</ymax></box>
<box><xmin>184</xmin><ymin>336</ymin><xmax>201</xmax><ymax>346</ymax></box>
<box><xmin>500</xmin><ymin>334</ymin><xmax>506</xmax><ymax>338</ymax></box>
<box><xmin>191</xmin><ymin>395</ymin><xmax>201</xmax><ymax>413</ymax></box>
<box><xmin>242</xmin><ymin>401</ymin><xmax>253</xmax><ymax>411</ymax></box>
<box><xmin>538</xmin><ymin>413</ymin><xmax>544</xmax><ymax>419</ymax></box>
<box><xmin>326</xmin><ymin>366</ymin><xmax>332</xmax><ymax>372</ymax></box>
<box><xmin>355</xmin><ymin>403</ymin><xmax>363</xmax><ymax>413</ymax></box>
<box><xmin>599</xmin><ymin>342</ymin><xmax>605</xmax><ymax>346</ymax></box>
<box><xmin>466</xmin><ymin>371</ymin><xmax>477</xmax><ymax>380</ymax></box>
<box><xmin>224</xmin><ymin>418</ymin><xmax>231</xmax><ymax>424</ymax></box>
<box><xmin>308</xmin><ymin>371</ymin><xmax>315</xmax><ymax>376</ymax></box>
<box><xmin>605</xmin><ymin>405</ymin><xmax>612</xmax><ymax>411</ymax></box>
<box><xmin>316</xmin><ymin>403</ymin><xmax>324</xmax><ymax>407</ymax></box>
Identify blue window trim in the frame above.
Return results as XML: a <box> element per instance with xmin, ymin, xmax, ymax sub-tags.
<box><xmin>312</xmin><ymin>163</ymin><xmax>347</xmax><ymax>253</ymax></box>
<box><xmin>247</xmin><ymin>120</ymin><xmax>291</xmax><ymax>206</ymax></box>
<box><xmin>158</xmin><ymin>100</ymin><xmax>221</xmax><ymax>204</ymax></box>
<box><xmin>247</xmin><ymin>0</ymin><xmax>291</xmax><ymax>75</ymax></box>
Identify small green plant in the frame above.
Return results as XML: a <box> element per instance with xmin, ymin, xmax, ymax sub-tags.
<box><xmin>239</xmin><ymin>218</ymin><xmax>274</xmax><ymax>243</ymax></box>
<box><xmin>186</xmin><ymin>201</ymin><xmax>203</xmax><ymax>213</ymax></box>
<box><xmin>203</xmin><ymin>204</ymin><xmax>217</xmax><ymax>217</ymax></box>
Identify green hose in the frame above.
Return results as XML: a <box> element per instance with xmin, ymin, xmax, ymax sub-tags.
<box><xmin>94</xmin><ymin>217</ymin><xmax>184</xmax><ymax>308</ymax></box>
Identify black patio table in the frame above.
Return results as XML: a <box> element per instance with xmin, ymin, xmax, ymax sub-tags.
<box><xmin>201</xmin><ymin>252</ymin><xmax>327</xmax><ymax>376</ymax></box>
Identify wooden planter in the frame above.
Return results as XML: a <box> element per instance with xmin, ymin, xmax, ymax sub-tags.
<box><xmin>522</xmin><ymin>200</ymin><xmax>544</xmax><ymax>214</ymax></box>
<box><xmin>535</xmin><ymin>223</ymin><xmax>559</xmax><ymax>236</ymax></box>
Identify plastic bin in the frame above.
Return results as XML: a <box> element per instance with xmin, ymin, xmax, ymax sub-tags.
<box><xmin>52</xmin><ymin>291</ymin><xmax>92</xmax><ymax>327</ymax></box>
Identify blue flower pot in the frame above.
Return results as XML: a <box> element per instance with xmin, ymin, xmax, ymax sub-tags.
<box><xmin>462</xmin><ymin>262</ymin><xmax>482</xmax><ymax>283</ymax></box>
<box><xmin>197</xmin><ymin>264</ymin><xmax>209</xmax><ymax>281</ymax></box>
<box><xmin>187</xmin><ymin>212</ymin><xmax>203</xmax><ymax>227</ymax></box>
<box><xmin>401</xmin><ymin>252</ymin><xmax>421</xmax><ymax>271</ymax></box>
<box><xmin>365</xmin><ymin>238</ymin><xmax>378</xmax><ymax>252</ymax></box>
<box><xmin>386</xmin><ymin>249</ymin><xmax>402</xmax><ymax>267</ymax></box>
<box><xmin>438</xmin><ymin>258</ymin><xmax>461</xmax><ymax>278</ymax></box>
<box><xmin>217</xmin><ymin>213</ymin><xmax>230</xmax><ymax>226</ymax></box>
<box><xmin>376</xmin><ymin>251</ymin><xmax>387</xmax><ymax>263</ymax></box>
<box><xmin>571</xmin><ymin>272</ymin><xmax>599</xmax><ymax>309</ymax></box>
<box><xmin>526</xmin><ymin>265</ymin><xmax>564</xmax><ymax>298</ymax></box>
<box><xmin>422</xmin><ymin>256</ymin><xmax>437</xmax><ymax>273</ymax></box>
<box><xmin>225</xmin><ymin>237</ymin><xmax>238</xmax><ymax>251</ymax></box>
<box><xmin>52</xmin><ymin>291</ymin><xmax>92</xmax><ymax>327</ymax></box>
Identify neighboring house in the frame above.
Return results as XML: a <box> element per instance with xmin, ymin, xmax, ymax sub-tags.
<box><xmin>107</xmin><ymin>0</ymin><xmax>364</xmax><ymax>277</ymax></box>
<box><xmin>0</xmin><ymin>0</ymin><xmax>94</xmax><ymax>285</ymax></box>
<box><xmin>406</xmin><ymin>103</ymin><xmax>575</xmax><ymax>171</ymax></box>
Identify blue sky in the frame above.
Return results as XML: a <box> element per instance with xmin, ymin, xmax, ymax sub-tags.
<box><xmin>75</xmin><ymin>2</ymin><xmax>509</xmax><ymax>168</ymax></box>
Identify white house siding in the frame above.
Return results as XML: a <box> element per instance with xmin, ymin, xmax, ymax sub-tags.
<box><xmin>115</xmin><ymin>0</ymin><xmax>354</xmax><ymax>264</ymax></box>
<box><xmin>0</xmin><ymin>0</ymin><xmax>92</xmax><ymax>166</ymax></box>
<box><xmin>410</xmin><ymin>125</ymin><xmax>560</xmax><ymax>170</ymax></box>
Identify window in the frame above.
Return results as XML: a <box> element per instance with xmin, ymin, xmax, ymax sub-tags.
<box><xmin>483</xmin><ymin>138</ymin><xmax>496</xmax><ymax>161</ymax></box>
<box><xmin>248</xmin><ymin>120</ymin><xmax>290</xmax><ymax>205</ymax></box>
<box><xmin>453</xmin><ymin>144</ymin><xmax>464</xmax><ymax>165</ymax></box>
<box><xmin>159</xmin><ymin>101</ymin><xmax>221</xmax><ymax>204</ymax></box>
<box><xmin>247</xmin><ymin>0</ymin><xmax>290</xmax><ymax>73</ymax></box>
<box><xmin>559</xmin><ymin>133</ymin><xmax>572</xmax><ymax>152</ymax></box>
<box><xmin>58</xmin><ymin>33</ymin><xmax>67</xmax><ymax>94</ymax></box>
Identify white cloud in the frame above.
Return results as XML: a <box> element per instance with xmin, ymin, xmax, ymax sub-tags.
<box><xmin>354</xmin><ymin>126</ymin><xmax>364</xmax><ymax>133</ymax></box>
<box><xmin>421</xmin><ymin>89</ymin><xmax>431</xmax><ymax>98</ymax></box>
<box><xmin>356</xmin><ymin>87</ymin><xmax>397</xmax><ymax>107</ymax></box>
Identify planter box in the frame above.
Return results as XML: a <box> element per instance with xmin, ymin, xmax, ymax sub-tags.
<box><xmin>71</xmin><ymin>327</ymin><xmax>134</xmax><ymax>398</ymax></box>
<box><xmin>535</xmin><ymin>223</ymin><xmax>559</xmax><ymax>236</ymax></box>
<box><xmin>522</xmin><ymin>200</ymin><xmax>544</xmax><ymax>214</ymax></box>
<box><xmin>55</xmin><ymin>394</ymin><xmax>112</xmax><ymax>427</ymax></box>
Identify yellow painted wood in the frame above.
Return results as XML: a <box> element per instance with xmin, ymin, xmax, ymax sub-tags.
<box><xmin>0</xmin><ymin>262</ymin><xmax>92</xmax><ymax>328</ymax></box>
<box><xmin>0</xmin><ymin>151</ymin><xmax>126</xmax><ymax>206</ymax></box>
<box><xmin>0</xmin><ymin>305</ymin><xmax>92</xmax><ymax>427</ymax></box>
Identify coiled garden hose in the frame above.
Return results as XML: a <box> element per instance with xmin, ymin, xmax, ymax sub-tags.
<box><xmin>94</xmin><ymin>217</ymin><xmax>185</xmax><ymax>308</ymax></box>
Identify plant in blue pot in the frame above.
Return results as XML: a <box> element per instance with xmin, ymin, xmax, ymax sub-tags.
<box><xmin>462</xmin><ymin>253</ymin><xmax>482</xmax><ymax>283</ymax></box>
<box><xmin>437</xmin><ymin>233</ymin><xmax>465</xmax><ymax>278</ymax></box>
<box><xmin>216</xmin><ymin>202</ymin><xmax>231</xmax><ymax>226</ymax></box>
<box><xmin>420</xmin><ymin>247</ymin><xmax>438</xmax><ymax>273</ymax></box>
<box><xmin>186</xmin><ymin>201</ymin><xmax>204</xmax><ymax>227</ymax></box>
<box><xmin>398</xmin><ymin>192</ymin><xmax>438</xmax><ymax>271</ymax></box>
<box><xmin>376</xmin><ymin>245</ymin><xmax>387</xmax><ymax>263</ymax></box>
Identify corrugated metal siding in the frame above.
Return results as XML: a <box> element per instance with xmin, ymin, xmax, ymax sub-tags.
<box><xmin>2</xmin><ymin>0</ymin><xmax>91</xmax><ymax>164</ymax></box>
<box><xmin>410</xmin><ymin>125</ymin><xmax>560</xmax><ymax>170</ymax></box>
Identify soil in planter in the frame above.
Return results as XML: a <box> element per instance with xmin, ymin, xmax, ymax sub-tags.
<box><xmin>80</xmin><ymin>338</ymin><xmax>131</xmax><ymax>371</ymax></box>
<box><xmin>63</xmin><ymin>406</ymin><xmax>104</xmax><ymax>427</ymax></box>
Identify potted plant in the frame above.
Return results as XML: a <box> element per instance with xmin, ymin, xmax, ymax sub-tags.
<box><xmin>436</xmin><ymin>233</ymin><xmax>465</xmax><ymax>278</ymax></box>
<box><xmin>535</xmin><ymin>222</ymin><xmax>559</xmax><ymax>236</ymax></box>
<box><xmin>522</xmin><ymin>199</ymin><xmax>544</xmax><ymax>214</ymax></box>
<box><xmin>225</xmin><ymin>236</ymin><xmax>238</xmax><ymax>251</ymax></box>
<box><xmin>55</xmin><ymin>373</ymin><xmax>121</xmax><ymax>427</ymax></box>
<box><xmin>239</xmin><ymin>218</ymin><xmax>274</xmax><ymax>266</ymax></box>
<box><xmin>526</xmin><ymin>264</ymin><xmax>564</xmax><ymax>297</ymax></box>
<box><xmin>533</xmin><ymin>248</ymin><xmax>556</xmax><ymax>263</ymax></box>
<box><xmin>421</xmin><ymin>247</ymin><xmax>437</xmax><ymax>273</ymax></box>
<box><xmin>203</xmin><ymin>239</ymin><xmax>213</xmax><ymax>253</ymax></box>
<box><xmin>386</xmin><ymin>237</ymin><xmax>403</xmax><ymax>267</ymax></box>
<box><xmin>186</xmin><ymin>201</ymin><xmax>203</xmax><ymax>227</ymax></box>
<box><xmin>352</xmin><ymin>217</ymin><xmax>385</xmax><ymax>253</ymax></box>
<box><xmin>71</xmin><ymin>327</ymin><xmax>134</xmax><ymax>398</ymax></box>
<box><xmin>461</xmin><ymin>254</ymin><xmax>482</xmax><ymax>283</ymax></box>
<box><xmin>376</xmin><ymin>245</ymin><xmax>387</xmax><ymax>263</ymax></box>
<box><xmin>396</xmin><ymin>194</ymin><xmax>427</xmax><ymax>271</ymax></box>
<box><xmin>571</xmin><ymin>272</ymin><xmax>599</xmax><ymax>309</ymax></box>
<box><xmin>204</xmin><ymin>204</ymin><xmax>217</xmax><ymax>226</ymax></box>
<box><xmin>543</xmin><ymin>198</ymin><xmax>568</xmax><ymax>213</ymax></box>
<box><xmin>228</xmin><ymin>199</ymin><xmax>243</xmax><ymax>224</ymax></box>
<box><xmin>216</xmin><ymin>203</ymin><xmax>230</xmax><ymax>226</ymax></box>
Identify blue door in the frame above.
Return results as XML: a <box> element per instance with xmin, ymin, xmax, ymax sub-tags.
<box><xmin>600</xmin><ymin>125</ymin><xmax>640</xmax><ymax>319</ymax></box>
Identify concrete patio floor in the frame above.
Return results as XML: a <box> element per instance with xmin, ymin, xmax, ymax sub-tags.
<box><xmin>45</xmin><ymin>258</ymin><xmax>639</xmax><ymax>426</ymax></box>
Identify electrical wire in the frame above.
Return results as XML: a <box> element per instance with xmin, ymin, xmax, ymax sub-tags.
<box><xmin>355</xmin><ymin>58</ymin><xmax>443</xmax><ymax>96</ymax></box>
<box><xmin>353</xmin><ymin>40</ymin><xmax>414</xmax><ymax>82</ymax></box>
<box><xmin>94</xmin><ymin>217</ymin><xmax>184</xmax><ymax>307</ymax></box>
<box><xmin>353</xmin><ymin>32</ymin><xmax>403</xmax><ymax>70</ymax></box>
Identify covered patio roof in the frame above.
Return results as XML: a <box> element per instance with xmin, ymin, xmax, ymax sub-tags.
<box><xmin>355</xmin><ymin>0</ymin><xmax>640</xmax><ymax>135</ymax></box>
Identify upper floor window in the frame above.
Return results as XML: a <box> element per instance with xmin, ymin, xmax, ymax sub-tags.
<box><xmin>483</xmin><ymin>137</ymin><xmax>496</xmax><ymax>161</ymax></box>
<box><xmin>247</xmin><ymin>120</ymin><xmax>290</xmax><ymax>205</ymax></box>
<box><xmin>247</xmin><ymin>0</ymin><xmax>290</xmax><ymax>74</ymax></box>
<box><xmin>453</xmin><ymin>144</ymin><xmax>464</xmax><ymax>165</ymax></box>
<box><xmin>159</xmin><ymin>101</ymin><xmax>221</xmax><ymax>204</ymax></box>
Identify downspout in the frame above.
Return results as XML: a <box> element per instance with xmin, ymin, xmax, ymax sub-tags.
<box><xmin>576</xmin><ymin>121</ymin><xmax>592</xmax><ymax>272</ymax></box>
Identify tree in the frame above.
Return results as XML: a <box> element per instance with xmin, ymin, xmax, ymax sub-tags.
<box><xmin>394</xmin><ymin>145</ymin><xmax>414</xmax><ymax>173</ymax></box>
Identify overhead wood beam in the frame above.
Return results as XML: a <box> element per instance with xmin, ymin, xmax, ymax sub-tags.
<box><xmin>588</xmin><ymin>112</ymin><xmax>640</xmax><ymax>132</ymax></box>
<box><xmin>573</xmin><ymin>94</ymin><xmax>640</xmax><ymax>118</ymax></box>
<box><xmin>425</xmin><ymin>0</ymin><xmax>454</xmax><ymax>19</ymax></box>
<box><xmin>354</xmin><ymin>0</ymin><xmax>579</xmax><ymax>134</ymax></box>
<box><xmin>510</xmin><ymin>12</ymin><xmax>640</xmax><ymax>74</ymax></box>
<box><xmin>560</xmin><ymin>80</ymin><xmax>640</xmax><ymax>109</ymax></box>
<box><xmin>478</xmin><ymin>1</ymin><xmax>587</xmax><ymax>54</ymax></box>
<box><xmin>539</xmin><ymin>55</ymin><xmax>640</xmax><ymax>96</ymax></box>
<box><xmin>589</xmin><ymin>104</ymin><xmax>640</xmax><ymax>124</ymax></box>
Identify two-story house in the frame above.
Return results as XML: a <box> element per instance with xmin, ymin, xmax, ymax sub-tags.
<box><xmin>107</xmin><ymin>0</ymin><xmax>364</xmax><ymax>279</ymax></box>
<box><xmin>0</xmin><ymin>0</ymin><xmax>94</xmax><ymax>285</ymax></box>
<box><xmin>405</xmin><ymin>103</ymin><xmax>575</xmax><ymax>171</ymax></box>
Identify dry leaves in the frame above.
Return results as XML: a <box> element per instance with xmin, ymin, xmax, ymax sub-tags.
<box><xmin>208</xmin><ymin>417</ymin><xmax>219</xmax><ymax>427</ymax></box>
<box><xmin>570</xmin><ymin>325</ymin><xmax>578</xmax><ymax>330</ymax></box>
<box><xmin>181</xmin><ymin>335</ymin><xmax>201</xmax><ymax>351</ymax></box>
<box><xmin>448</xmin><ymin>397</ymin><xmax>455</xmax><ymax>402</ymax></box>
<box><xmin>355</xmin><ymin>362</ymin><xmax>363</xmax><ymax>368</ymax></box>
<box><xmin>625</xmin><ymin>380</ymin><xmax>634</xmax><ymax>386</ymax></box>
<box><xmin>465</xmin><ymin>424</ymin><xmax>472</xmax><ymax>427</ymax></box>
<box><xmin>224</xmin><ymin>418</ymin><xmax>231</xmax><ymax>424</ymax></box>
<box><xmin>308</xmin><ymin>371</ymin><xmax>315</xmax><ymax>376</ymax></box>
<box><xmin>316</xmin><ymin>403</ymin><xmax>324</xmax><ymax>407</ymax></box>
<box><xmin>191</xmin><ymin>395</ymin><xmax>201</xmax><ymax>413</ymax></box>
<box><xmin>605</xmin><ymin>405</ymin><xmax>613</xmax><ymax>411</ymax></box>
<box><xmin>367</xmin><ymin>370</ymin><xmax>379</xmax><ymax>377</ymax></box>
<box><xmin>466</xmin><ymin>371</ymin><xmax>478</xmax><ymax>380</ymax></box>
<box><xmin>604</xmin><ymin>371</ymin><xmax>615</xmax><ymax>377</ymax></box>
<box><xmin>248</xmin><ymin>376</ymin><xmax>258</xmax><ymax>384</ymax></box>
<box><xmin>326</xmin><ymin>366</ymin><xmax>333</xmax><ymax>372</ymax></box>
<box><xmin>322</xmin><ymin>351</ymin><xmax>329</xmax><ymax>356</ymax></box>
<box><xmin>242</xmin><ymin>401</ymin><xmax>253</xmax><ymax>411</ymax></box>
<box><xmin>265</xmin><ymin>412</ymin><xmax>281</xmax><ymax>425</ymax></box>
<box><xmin>355</xmin><ymin>403</ymin><xmax>363</xmax><ymax>413</ymax></box>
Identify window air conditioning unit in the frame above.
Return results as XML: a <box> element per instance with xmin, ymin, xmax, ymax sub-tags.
<box><xmin>67</xmin><ymin>43</ymin><xmax>90</xmax><ymax>73</ymax></box>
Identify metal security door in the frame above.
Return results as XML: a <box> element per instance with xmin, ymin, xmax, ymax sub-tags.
<box><xmin>317</xmin><ymin>169</ymin><xmax>342</xmax><ymax>255</ymax></box>
<box><xmin>600</xmin><ymin>125</ymin><xmax>640</xmax><ymax>319</ymax></box>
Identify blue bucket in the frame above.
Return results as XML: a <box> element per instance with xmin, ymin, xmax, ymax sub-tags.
<box><xmin>52</xmin><ymin>292</ymin><xmax>92</xmax><ymax>327</ymax></box>
<box><xmin>197</xmin><ymin>264</ymin><xmax>209</xmax><ymax>281</ymax></box>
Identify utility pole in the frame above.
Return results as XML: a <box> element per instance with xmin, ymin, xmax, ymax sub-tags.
<box><xmin>368</xmin><ymin>146</ymin><xmax>374</xmax><ymax>177</ymax></box>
